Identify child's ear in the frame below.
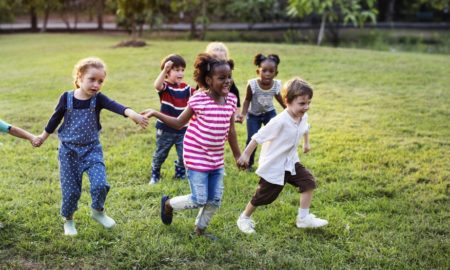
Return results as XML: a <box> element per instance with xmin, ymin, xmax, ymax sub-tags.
<box><xmin>205</xmin><ymin>76</ymin><xmax>211</xmax><ymax>88</ymax></box>
<box><xmin>256</xmin><ymin>68</ymin><xmax>260</xmax><ymax>75</ymax></box>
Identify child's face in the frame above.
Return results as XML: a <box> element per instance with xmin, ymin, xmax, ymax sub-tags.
<box><xmin>256</xmin><ymin>60</ymin><xmax>278</xmax><ymax>86</ymax></box>
<box><xmin>78</xmin><ymin>67</ymin><xmax>105</xmax><ymax>97</ymax></box>
<box><xmin>206</xmin><ymin>64</ymin><xmax>232</xmax><ymax>97</ymax></box>
<box><xmin>287</xmin><ymin>94</ymin><xmax>311</xmax><ymax>118</ymax></box>
<box><xmin>166</xmin><ymin>66</ymin><xmax>185</xmax><ymax>84</ymax></box>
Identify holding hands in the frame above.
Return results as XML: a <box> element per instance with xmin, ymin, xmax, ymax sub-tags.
<box><xmin>237</xmin><ymin>153</ymin><xmax>249</xmax><ymax>170</ymax></box>
<box><xmin>235</xmin><ymin>113</ymin><xmax>244</xmax><ymax>123</ymax></box>
<box><xmin>125</xmin><ymin>109</ymin><xmax>149</xmax><ymax>129</ymax></box>
<box><xmin>140</xmin><ymin>108</ymin><xmax>156</xmax><ymax>119</ymax></box>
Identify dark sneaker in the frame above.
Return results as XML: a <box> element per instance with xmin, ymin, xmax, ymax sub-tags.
<box><xmin>160</xmin><ymin>195</ymin><xmax>173</xmax><ymax>225</ymax></box>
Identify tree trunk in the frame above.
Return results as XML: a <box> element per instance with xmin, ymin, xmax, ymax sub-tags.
<box><xmin>97</xmin><ymin>0</ymin><xmax>104</xmax><ymax>30</ymax></box>
<box><xmin>30</xmin><ymin>6</ymin><xmax>38</xmax><ymax>32</ymax></box>
<box><xmin>60</xmin><ymin>11</ymin><xmax>71</xmax><ymax>30</ymax></box>
<box><xmin>317</xmin><ymin>12</ymin><xmax>326</xmax><ymax>46</ymax></box>
<box><xmin>41</xmin><ymin>6</ymin><xmax>50</xmax><ymax>32</ymax></box>
<box><xmin>74</xmin><ymin>9</ymin><xmax>79</xmax><ymax>29</ymax></box>
<box><xmin>189</xmin><ymin>17</ymin><xmax>197</xmax><ymax>39</ymax></box>
<box><xmin>138</xmin><ymin>23</ymin><xmax>144</xmax><ymax>37</ymax></box>
<box><xmin>200</xmin><ymin>0</ymin><xmax>207</xmax><ymax>40</ymax></box>
<box><xmin>131</xmin><ymin>18</ymin><xmax>137</xmax><ymax>41</ymax></box>
<box><xmin>386</xmin><ymin>0</ymin><xmax>396</xmax><ymax>22</ymax></box>
<box><xmin>328</xmin><ymin>21</ymin><xmax>340</xmax><ymax>47</ymax></box>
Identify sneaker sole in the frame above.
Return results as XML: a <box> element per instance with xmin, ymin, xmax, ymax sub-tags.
<box><xmin>160</xmin><ymin>195</ymin><xmax>172</xmax><ymax>225</ymax></box>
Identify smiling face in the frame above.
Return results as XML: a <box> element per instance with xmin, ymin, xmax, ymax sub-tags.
<box><xmin>77</xmin><ymin>67</ymin><xmax>106</xmax><ymax>98</ymax></box>
<box><xmin>166</xmin><ymin>66</ymin><xmax>185</xmax><ymax>85</ymax></box>
<box><xmin>257</xmin><ymin>60</ymin><xmax>278</xmax><ymax>87</ymax></box>
<box><xmin>286</xmin><ymin>94</ymin><xmax>311</xmax><ymax>119</ymax></box>
<box><xmin>206</xmin><ymin>64</ymin><xmax>232</xmax><ymax>97</ymax></box>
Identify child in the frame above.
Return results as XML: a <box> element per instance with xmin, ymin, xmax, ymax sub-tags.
<box><xmin>205</xmin><ymin>42</ymin><xmax>242</xmax><ymax>121</ymax></box>
<box><xmin>35</xmin><ymin>57</ymin><xmax>149</xmax><ymax>236</ymax></box>
<box><xmin>236</xmin><ymin>77</ymin><xmax>327</xmax><ymax>234</ymax></box>
<box><xmin>240</xmin><ymin>53</ymin><xmax>286</xmax><ymax>170</ymax></box>
<box><xmin>141</xmin><ymin>53</ymin><xmax>242</xmax><ymax>238</ymax></box>
<box><xmin>149</xmin><ymin>54</ymin><xmax>193</xmax><ymax>185</ymax></box>
<box><xmin>0</xmin><ymin>119</ymin><xmax>39</xmax><ymax>228</ymax></box>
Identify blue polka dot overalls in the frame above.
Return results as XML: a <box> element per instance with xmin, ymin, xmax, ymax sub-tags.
<box><xmin>58</xmin><ymin>91</ymin><xmax>110</xmax><ymax>218</ymax></box>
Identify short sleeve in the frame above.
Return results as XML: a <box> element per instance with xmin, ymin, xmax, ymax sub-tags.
<box><xmin>275</xmin><ymin>80</ymin><xmax>282</xmax><ymax>95</ymax></box>
<box><xmin>187</xmin><ymin>92</ymin><xmax>203</xmax><ymax>115</ymax></box>
<box><xmin>252</xmin><ymin>115</ymin><xmax>282</xmax><ymax>144</ymax></box>
<box><xmin>0</xmin><ymin>119</ymin><xmax>12</xmax><ymax>133</ymax></box>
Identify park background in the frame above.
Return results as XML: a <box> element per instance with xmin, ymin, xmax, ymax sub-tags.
<box><xmin>0</xmin><ymin>0</ymin><xmax>449</xmax><ymax>269</ymax></box>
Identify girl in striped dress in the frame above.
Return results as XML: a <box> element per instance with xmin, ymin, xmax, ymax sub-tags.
<box><xmin>141</xmin><ymin>53</ymin><xmax>242</xmax><ymax>238</ymax></box>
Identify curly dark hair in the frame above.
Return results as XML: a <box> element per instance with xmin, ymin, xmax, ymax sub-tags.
<box><xmin>253</xmin><ymin>53</ymin><xmax>280</xmax><ymax>67</ymax></box>
<box><xmin>193</xmin><ymin>53</ymin><xmax>234</xmax><ymax>89</ymax></box>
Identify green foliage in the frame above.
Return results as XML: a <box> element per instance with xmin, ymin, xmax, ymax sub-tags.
<box><xmin>226</xmin><ymin>0</ymin><xmax>282</xmax><ymax>23</ymax></box>
<box><xmin>116</xmin><ymin>0</ymin><xmax>160</xmax><ymax>39</ymax></box>
<box><xmin>0</xmin><ymin>34</ymin><xmax>449</xmax><ymax>269</ymax></box>
<box><xmin>287</xmin><ymin>0</ymin><xmax>378</xmax><ymax>45</ymax></box>
<box><xmin>0</xmin><ymin>0</ymin><xmax>15</xmax><ymax>22</ymax></box>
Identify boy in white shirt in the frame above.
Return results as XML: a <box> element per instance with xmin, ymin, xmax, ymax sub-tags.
<box><xmin>236</xmin><ymin>77</ymin><xmax>328</xmax><ymax>234</ymax></box>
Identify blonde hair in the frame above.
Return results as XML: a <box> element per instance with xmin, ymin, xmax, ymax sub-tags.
<box><xmin>281</xmin><ymin>77</ymin><xmax>313</xmax><ymax>104</ymax></box>
<box><xmin>72</xmin><ymin>57</ymin><xmax>106</xmax><ymax>88</ymax></box>
<box><xmin>205</xmin><ymin>42</ymin><xmax>229</xmax><ymax>60</ymax></box>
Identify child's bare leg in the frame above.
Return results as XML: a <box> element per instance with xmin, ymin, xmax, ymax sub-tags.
<box><xmin>300</xmin><ymin>189</ymin><xmax>313</xmax><ymax>209</ymax></box>
<box><xmin>242</xmin><ymin>202</ymin><xmax>256</xmax><ymax>218</ymax></box>
<box><xmin>297</xmin><ymin>189</ymin><xmax>328</xmax><ymax>228</ymax></box>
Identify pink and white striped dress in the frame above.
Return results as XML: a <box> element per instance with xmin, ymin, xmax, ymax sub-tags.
<box><xmin>183</xmin><ymin>91</ymin><xmax>237</xmax><ymax>172</ymax></box>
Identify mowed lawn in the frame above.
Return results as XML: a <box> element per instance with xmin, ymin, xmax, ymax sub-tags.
<box><xmin>0</xmin><ymin>34</ymin><xmax>449</xmax><ymax>269</ymax></box>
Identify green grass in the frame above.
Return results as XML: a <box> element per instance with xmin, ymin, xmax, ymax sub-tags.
<box><xmin>0</xmin><ymin>34</ymin><xmax>449</xmax><ymax>269</ymax></box>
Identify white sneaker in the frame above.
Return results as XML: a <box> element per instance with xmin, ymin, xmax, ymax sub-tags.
<box><xmin>296</xmin><ymin>213</ymin><xmax>328</xmax><ymax>228</ymax></box>
<box><xmin>91</xmin><ymin>209</ymin><xmax>116</xmax><ymax>229</ymax></box>
<box><xmin>64</xmin><ymin>220</ymin><xmax>77</xmax><ymax>236</ymax></box>
<box><xmin>237</xmin><ymin>216</ymin><xmax>256</xmax><ymax>234</ymax></box>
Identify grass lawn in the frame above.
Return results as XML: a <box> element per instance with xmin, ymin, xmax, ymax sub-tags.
<box><xmin>0</xmin><ymin>34</ymin><xmax>449</xmax><ymax>269</ymax></box>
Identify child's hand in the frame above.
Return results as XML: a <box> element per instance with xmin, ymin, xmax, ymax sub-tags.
<box><xmin>132</xmin><ymin>114</ymin><xmax>149</xmax><ymax>129</ymax></box>
<box><xmin>32</xmin><ymin>135</ymin><xmax>44</xmax><ymax>147</ymax></box>
<box><xmin>30</xmin><ymin>135</ymin><xmax>39</xmax><ymax>147</ymax></box>
<box><xmin>140</xmin><ymin>108</ymin><xmax>156</xmax><ymax>118</ymax></box>
<box><xmin>303</xmin><ymin>142</ymin><xmax>311</xmax><ymax>153</ymax></box>
<box><xmin>237</xmin><ymin>154</ymin><xmax>249</xmax><ymax>169</ymax></box>
<box><xmin>163</xmin><ymin>61</ymin><xmax>173</xmax><ymax>73</ymax></box>
<box><xmin>235</xmin><ymin>114</ymin><xmax>244</xmax><ymax>123</ymax></box>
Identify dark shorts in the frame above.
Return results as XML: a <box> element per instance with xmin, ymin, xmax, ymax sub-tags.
<box><xmin>250</xmin><ymin>163</ymin><xmax>316</xmax><ymax>207</ymax></box>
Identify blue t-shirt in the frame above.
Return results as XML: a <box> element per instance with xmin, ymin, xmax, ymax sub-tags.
<box><xmin>0</xmin><ymin>119</ymin><xmax>12</xmax><ymax>133</ymax></box>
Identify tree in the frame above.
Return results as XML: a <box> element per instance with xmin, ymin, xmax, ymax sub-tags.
<box><xmin>116</xmin><ymin>0</ymin><xmax>160</xmax><ymax>43</ymax></box>
<box><xmin>226</xmin><ymin>0</ymin><xmax>284</xmax><ymax>26</ymax></box>
<box><xmin>168</xmin><ymin>0</ymin><xmax>204</xmax><ymax>39</ymax></box>
<box><xmin>288</xmin><ymin>0</ymin><xmax>378</xmax><ymax>46</ymax></box>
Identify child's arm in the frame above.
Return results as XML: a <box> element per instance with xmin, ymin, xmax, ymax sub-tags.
<box><xmin>154</xmin><ymin>61</ymin><xmax>173</xmax><ymax>91</ymax></box>
<box><xmin>238</xmin><ymin>85</ymin><xmax>252</xmax><ymax>123</ymax></box>
<box><xmin>8</xmin><ymin>126</ymin><xmax>38</xmax><ymax>146</ymax></box>
<box><xmin>227</xmin><ymin>115</ymin><xmax>242</xmax><ymax>165</ymax></box>
<box><xmin>303</xmin><ymin>132</ymin><xmax>311</xmax><ymax>153</ymax></box>
<box><xmin>125</xmin><ymin>108</ymin><xmax>149</xmax><ymax>129</ymax></box>
<box><xmin>35</xmin><ymin>130</ymin><xmax>51</xmax><ymax>147</ymax></box>
<box><xmin>275</xmin><ymin>93</ymin><xmax>286</xmax><ymax>109</ymax></box>
<box><xmin>141</xmin><ymin>107</ymin><xmax>193</xmax><ymax>130</ymax></box>
<box><xmin>237</xmin><ymin>139</ymin><xmax>258</xmax><ymax>168</ymax></box>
